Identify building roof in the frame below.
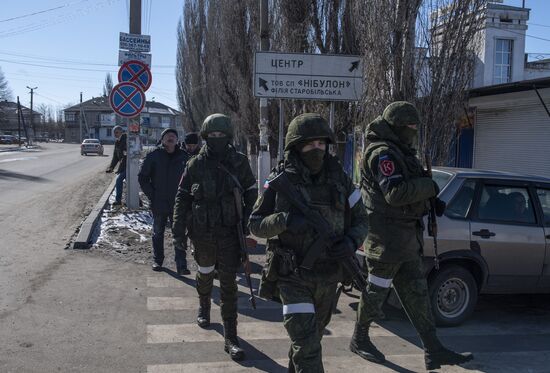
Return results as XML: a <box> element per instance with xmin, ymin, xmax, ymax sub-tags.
<box><xmin>0</xmin><ymin>100</ymin><xmax>42</xmax><ymax>116</ymax></box>
<box><xmin>64</xmin><ymin>96</ymin><xmax>180</xmax><ymax>115</ymax></box>
<box><xmin>468</xmin><ymin>77</ymin><xmax>550</xmax><ymax>98</ymax></box>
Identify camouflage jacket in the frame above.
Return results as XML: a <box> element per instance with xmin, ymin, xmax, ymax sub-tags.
<box><xmin>172</xmin><ymin>145</ymin><xmax>257</xmax><ymax>243</ymax></box>
<box><xmin>361</xmin><ymin>117</ymin><xmax>436</xmax><ymax>263</ymax></box>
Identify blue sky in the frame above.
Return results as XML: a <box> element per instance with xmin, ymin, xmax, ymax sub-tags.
<box><xmin>1</xmin><ymin>0</ymin><xmax>549</xmax><ymax>117</ymax></box>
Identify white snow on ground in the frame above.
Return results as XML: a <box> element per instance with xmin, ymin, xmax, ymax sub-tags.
<box><xmin>0</xmin><ymin>156</ymin><xmax>39</xmax><ymax>163</ymax></box>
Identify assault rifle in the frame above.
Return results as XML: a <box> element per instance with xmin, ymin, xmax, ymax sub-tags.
<box><xmin>268</xmin><ymin>171</ymin><xmax>368</xmax><ymax>293</ymax></box>
<box><xmin>218</xmin><ymin>164</ymin><xmax>257</xmax><ymax>309</ymax></box>
<box><xmin>425</xmin><ymin>154</ymin><xmax>440</xmax><ymax>270</ymax></box>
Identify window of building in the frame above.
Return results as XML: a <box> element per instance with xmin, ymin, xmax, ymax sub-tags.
<box><xmin>161</xmin><ymin>116</ymin><xmax>171</xmax><ymax>128</ymax></box>
<box><xmin>107</xmin><ymin>128</ymin><xmax>112</xmax><ymax>137</ymax></box>
<box><xmin>65</xmin><ymin>112</ymin><xmax>76</xmax><ymax>122</ymax></box>
<box><xmin>494</xmin><ymin>39</ymin><xmax>513</xmax><ymax>84</ymax></box>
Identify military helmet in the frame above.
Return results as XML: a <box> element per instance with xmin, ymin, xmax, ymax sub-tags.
<box><xmin>285</xmin><ymin>113</ymin><xmax>336</xmax><ymax>151</ymax></box>
<box><xmin>382</xmin><ymin>101</ymin><xmax>421</xmax><ymax>127</ymax></box>
<box><xmin>200</xmin><ymin>113</ymin><xmax>233</xmax><ymax>139</ymax></box>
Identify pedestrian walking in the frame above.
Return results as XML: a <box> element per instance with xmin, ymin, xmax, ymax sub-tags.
<box><xmin>106</xmin><ymin>125</ymin><xmax>127</xmax><ymax>206</ymax></box>
<box><xmin>138</xmin><ymin>128</ymin><xmax>189</xmax><ymax>274</ymax></box>
<box><xmin>249</xmin><ymin>113</ymin><xmax>368</xmax><ymax>373</ymax></box>
<box><xmin>183</xmin><ymin>132</ymin><xmax>200</xmax><ymax>156</ymax></box>
<box><xmin>172</xmin><ymin>114</ymin><xmax>257</xmax><ymax>361</ymax></box>
<box><xmin>351</xmin><ymin>101</ymin><xmax>474</xmax><ymax>370</ymax></box>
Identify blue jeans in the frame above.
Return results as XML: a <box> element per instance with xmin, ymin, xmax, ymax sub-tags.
<box><xmin>115</xmin><ymin>170</ymin><xmax>126</xmax><ymax>203</ymax></box>
<box><xmin>152</xmin><ymin>211</ymin><xmax>186</xmax><ymax>268</ymax></box>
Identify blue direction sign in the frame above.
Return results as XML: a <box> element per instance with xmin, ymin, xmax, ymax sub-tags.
<box><xmin>118</xmin><ymin>60</ymin><xmax>152</xmax><ymax>92</ymax></box>
<box><xmin>110</xmin><ymin>82</ymin><xmax>145</xmax><ymax>118</ymax></box>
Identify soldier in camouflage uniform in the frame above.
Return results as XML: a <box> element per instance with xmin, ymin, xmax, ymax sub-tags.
<box><xmin>249</xmin><ymin>113</ymin><xmax>368</xmax><ymax>373</ymax></box>
<box><xmin>172</xmin><ymin>114</ymin><xmax>257</xmax><ymax>361</ymax></box>
<box><xmin>352</xmin><ymin>102</ymin><xmax>474</xmax><ymax>370</ymax></box>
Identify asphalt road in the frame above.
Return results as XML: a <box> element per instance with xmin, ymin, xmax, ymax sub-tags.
<box><xmin>1</xmin><ymin>143</ymin><xmax>550</xmax><ymax>373</ymax></box>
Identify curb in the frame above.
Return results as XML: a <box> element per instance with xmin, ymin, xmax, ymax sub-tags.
<box><xmin>72</xmin><ymin>176</ymin><xmax>117</xmax><ymax>249</ymax></box>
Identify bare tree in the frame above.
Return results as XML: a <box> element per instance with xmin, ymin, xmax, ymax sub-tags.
<box><xmin>355</xmin><ymin>0</ymin><xmax>484</xmax><ymax>164</ymax></box>
<box><xmin>102</xmin><ymin>73</ymin><xmax>113</xmax><ymax>97</ymax></box>
<box><xmin>0</xmin><ymin>67</ymin><xmax>13</xmax><ymax>101</ymax></box>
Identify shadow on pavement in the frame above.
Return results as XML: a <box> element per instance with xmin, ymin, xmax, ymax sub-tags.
<box><xmin>0</xmin><ymin>169</ymin><xmax>49</xmax><ymax>182</ymax></box>
<box><xmin>209</xmin><ymin>323</ymin><xmax>287</xmax><ymax>373</ymax></box>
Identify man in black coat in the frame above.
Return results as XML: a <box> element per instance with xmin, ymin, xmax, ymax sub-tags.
<box><xmin>106</xmin><ymin>125</ymin><xmax>127</xmax><ymax>206</ymax></box>
<box><xmin>139</xmin><ymin>128</ymin><xmax>190</xmax><ymax>274</ymax></box>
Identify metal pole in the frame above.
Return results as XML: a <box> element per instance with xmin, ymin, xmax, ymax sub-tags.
<box><xmin>278</xmin><ymin>99</ymin><xmax>284</xmax><ymax>161</ymax></box>
<box><xmin>79</xmin><ymin>92</ymin><xmax>83</xmax><ymax>143</ymax></box>
<box><xmin>27</xmin><ymin>86</ymin><xmax>37</xmax><ymax>142</ymax></box>
<box><xmin>329</xmin><ymin>102</ymin><xmax>335</xmax><ymax>154</ymax></box>
<box><xmin>126</xmin><ymin>0</ymin><xmax>142</xmax><ymax>209</ymax></box>
<box><xmin>17</xmin><ymin>96</ymin><xmax>21</xmax><ymax>147</ymax></box>
<box><xmin>257</xmin><ymin>0</ymin><xmax>271</xmax><ymax>190</ymax></box>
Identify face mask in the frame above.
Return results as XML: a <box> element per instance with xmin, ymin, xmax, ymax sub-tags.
<box><xmin>300</xmin><ymin>148</ymin><xmax>325</xmax><ymax>174</ymax></box>
<box><xmin>393</xmin><ymin>126</ymin><xmax>418</xmax><ymax>147</ymax></box>
<box><xmin>206</xmin><ymin>137</ymin><xmax>229</xmax><ymax>155</ymax></box>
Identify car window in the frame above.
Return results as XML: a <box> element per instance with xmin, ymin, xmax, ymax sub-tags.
<box><xmin>432</xmin><ymin>170</ymin><xmax>453</xmax><ymax>192</ymax></box>
<box><xmin>446</xmin><ymin>179</ymin><xmax>476</xmax><ymax>219</ymax></box>
<box><xmin>536</xmin><ymin>188</ymin><xmax>550</xmax><ymax>227</ymax></box>
<box><xmin>477</xmin><ymin>184</ymin><xmax>535</xmax><ymax>224</ymax></box>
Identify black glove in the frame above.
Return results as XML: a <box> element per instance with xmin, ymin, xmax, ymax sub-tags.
<box><xmin>435</xmin><ymin>198</ymin><xmax>446</xmax><ymax>217</ymax></box>
<box><xmin>106</xmin><ymin>167</ymin><xmax>113</xmax><ymax>173</ymax></box>
<box><xmin>285</xmin><ymin>211</ymin><xmax>310</xmax><ymax>234</ymax></box>
<box><xmin>328</xmin><ymin>236</ymin><xmax>356</xmax><ymax>259</ymax></box>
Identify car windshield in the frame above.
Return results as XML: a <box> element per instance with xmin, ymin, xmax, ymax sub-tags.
<box><xmin>432</xmin><ymin>170</ymin><xmax>453</xmax><ymax>191</ymax></box>
<box><xmin>83</xmin><ymin>139</ymin><xmax>99</xmax><ymax>143</ymax></box>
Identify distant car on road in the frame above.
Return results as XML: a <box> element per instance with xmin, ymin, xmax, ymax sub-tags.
<box><xmin>81</xmin><ymin>139</ymin><xmax>104</xmax><ymax>156</ymax></box>
<box><xmin>357</xmin><ymin>167</ymin><xmax>550</xmax><ymax>326</ymax></box>
<box><xmin>0</xmin><ymin>135</ymin><xmax>23</xmax><ymax>144</ymax></box>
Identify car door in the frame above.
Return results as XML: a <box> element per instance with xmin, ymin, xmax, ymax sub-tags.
<box><xmin>470</xmin><ymin>180</ymin><xmax>546</xmax><ymax>292</ymax></box>
<box><xmin>535</xmin><ymin>186</ymin><xmax>550</xmax><ymax>291</ymax></box>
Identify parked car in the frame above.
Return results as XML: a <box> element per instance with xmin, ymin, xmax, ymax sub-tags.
<box><xmin>357</xmin><ymin>167</ymin><xmax>550</xmax><ymax>326</ymax></box>
<box><xmin>81</xmin><ymin>138</ymin><xmax>104</xmax><ymax>156</ymax></box>
<box><xmin>0</xmin><ymin>135</ymin><xmax>22</xmax><ymax>144</ymax></box>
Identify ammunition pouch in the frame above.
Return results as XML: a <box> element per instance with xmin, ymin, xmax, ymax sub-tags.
<box><xmin>258</xmin><ymin>240</ymin><xmax>298</xmax><ymax>301</ymax></box>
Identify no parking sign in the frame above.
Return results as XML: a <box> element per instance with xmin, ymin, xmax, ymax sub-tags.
<box><xmin>109</xmin><ymin>82</ymin><xmax>146</xmax><ymax>118</ymax></box>
<box><xmin>118</xmin><ymin>60</ymin><xmax>152</xmax><ymax>92</ymax></box>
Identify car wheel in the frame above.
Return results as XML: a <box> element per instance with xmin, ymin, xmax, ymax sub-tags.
<box><xmin>428</xmin><ymin>265</ymin><xmax>478</xmax><ymax>327</ymax></box>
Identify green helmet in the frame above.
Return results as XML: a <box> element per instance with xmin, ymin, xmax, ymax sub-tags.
<box><xmin>284</xmin><ymin>113</ymin><xmax>336</xmax><ymax>151</ymax></box>
<box><xmin>200</xmin><ymin>113</ymin><xmax>233</xmax><ymax>139</ymax></box>
<box><xmin>382</xmin><ymin>101</ymin><xmax>421</xmax><ymax>127</ymax></box>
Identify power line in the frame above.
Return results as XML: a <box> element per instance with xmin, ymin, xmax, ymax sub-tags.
<box><xmin>529</xmin><ymin>22</ymin><xmax>550</xmax><ymax>29</ymax></box>
<box><xmin>0</xmin><ymin>1</ymin><xmax>87</xmax><ymax>23</ymax></box>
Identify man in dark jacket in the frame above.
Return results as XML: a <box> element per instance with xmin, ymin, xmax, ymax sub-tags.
<box><xmin>106</xmin><ymin>125</ymin><xmax>127</xmax><ymax>206</ymax></box>
<box><xmin>139</xmin><ymin>128</ymin><xmax>189</xmax><ymax>274</ymax></box>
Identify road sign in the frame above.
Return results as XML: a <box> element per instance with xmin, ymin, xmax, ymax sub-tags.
<box><xmin>119</xmin><ymin>50</ymin><xmax>151</xmax><ymax>67</ymax></box>
<box><xmin>118</xmin><ymin>60</ymin><xmax>152</xmax><ymax>92</ymax></box>
<box><xmin>253</xmin><ymin>51</ymin><xmax>363</xmax><ymax>101</ymax></box>
<box><xmin>119</xmin><ymin>32</ymin><xmax>151</xmax><ymax>52</ymax></box>
<box><xmin>110</xmin><ymin>82</ymin><xmax>146</xmax><ymax>118</ymax></box>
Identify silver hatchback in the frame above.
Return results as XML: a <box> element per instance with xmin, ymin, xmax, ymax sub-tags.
<box><xmin>421</xmin><ymin>167</ymin><xmax>550</xmax><ymax>326</ymax></box>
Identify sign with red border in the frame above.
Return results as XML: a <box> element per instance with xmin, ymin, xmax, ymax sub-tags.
<box><xmin>110</xmin><ymin>82</ymin><xmax>145</xmax><ymax>118</ymax></box>
<box><xmin>118</xmin><ymin>60</ymin><xmax>152</xmax><ymax>92</ymax></box>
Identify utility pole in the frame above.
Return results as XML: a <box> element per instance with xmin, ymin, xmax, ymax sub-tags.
<box><xmin>27</xmin><ymin>86</ymin><xmax>37</xmax><ymax>141</ymax></box>
<box><xmin>126</xmin><ymin>0</ymin><xmax>142</xmax><ymax>209</ymax></box>
<box><xmin>79</xmin><ymin>92</ymin><xmax>83</xmax><ymax>143</ymax></box>
<box><xmin>258</xmin><ymin>0</ymin><xmax>270</xmax><ymax>191</ymax></box>
<box><xmin>17</xmin><ymin>96</ymin><xmax>21</xmax><ymax>147</ymax></box>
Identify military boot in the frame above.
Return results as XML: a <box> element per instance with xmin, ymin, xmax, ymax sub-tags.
<box><xmin>223</xmin><ymin>319</ymin><xmax>245</xmax><ymax>361</ymax></box>
<box><xmin>425</xmin><ymin>347</ymin><xmax>473</xmax><ymax>370</ymax></box>
<box><xmin>349</xmin><ymin>322</ymin><xmax>385</xmax><ymax>364</ymax></box>
<box><xmin>196</xmin><ymin>296</ymin><xmax>210</xmax><ymax>328</ymax></box>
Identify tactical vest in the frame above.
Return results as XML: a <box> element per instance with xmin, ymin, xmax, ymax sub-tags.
<box><xmin>361</xmin><ymin>140</ymin><xmax>428</xmax><ymax>220</ymax></box>
<box><xmin>270</xmin><ymin>157</ymin><xmax>347</xmax><ymax>261</ymax></box>
<box><xmin>187</xmin><ymin>152</ymin><xmax>240</xmax><ymax>238</ymax></box>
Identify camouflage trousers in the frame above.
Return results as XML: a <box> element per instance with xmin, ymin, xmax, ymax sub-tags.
<box><xmin>277</xmin><ymin>273</ymin><xmax>338</xmax><ymax>373</ymax></box>
<box><xmin>192</xmin><ymin>234</ymin><xmax>242</xmax><ymax>321</ymax></box>
<box><xmin>357</xmin><ymin>256</ymin><xmax>438</xmax><ymax>347</ymax></box>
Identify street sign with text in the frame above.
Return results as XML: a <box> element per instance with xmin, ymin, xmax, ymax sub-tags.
<box><xmin>253</xmin><ymin>52</ymin><xmax>363</xmax><ymax>101</ymax></box>
<box><xmin>118</xmin><ymin>50</ymin><xmax>151</xmax><ymax>67</ymax></box>
<box><xmin>119</xmin><ymin>32</ymin><xmax>151</xmax><ymax>52</ymax></box>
